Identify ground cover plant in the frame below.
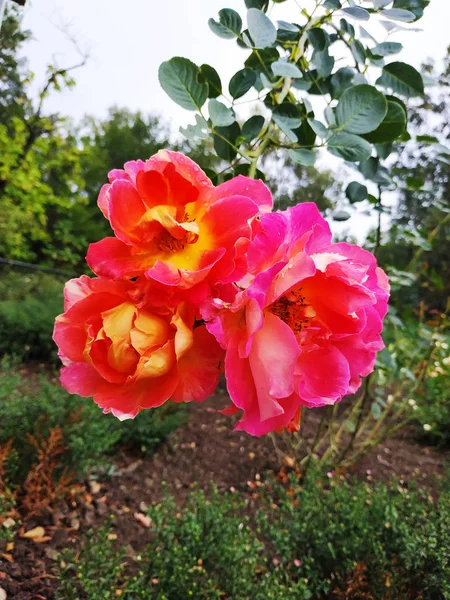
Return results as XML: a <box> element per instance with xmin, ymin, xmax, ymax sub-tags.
<box><xmin>54</xmin><ymin>473</ymin><xmax>450</xmax><ymax>599</ymax></box>
<box><xmin>0</xmin><ymin>358</ymin><xmax>185</xmax><ymax>488</ymax></box>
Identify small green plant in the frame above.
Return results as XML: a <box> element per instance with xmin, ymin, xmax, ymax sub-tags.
<box><xmin>413</xmin><ymin>332</ymin><xmax>450</xmax><ymax>446</ymax></box>
<box><xmin>55</xmin><ymin>475</ymin><xmax>450</xmax><ymax>599</ymax></box>
<box><xmin>260</xmin><ymin>470</ymin><xmax>450</xmax><ymax>598</ymax></box>
<box><xmin>0</xmin><ymin>358</ymin><xmax>185</xmax><ymax>486</ymax></box>
<box><xmin>0</xmin><ymin>270</ymin><xmax>65</xmax><ymax>362</ymax></box>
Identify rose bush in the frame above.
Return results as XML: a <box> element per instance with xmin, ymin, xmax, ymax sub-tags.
<box><xmin>54</xmin><ymin>151</ymin><xmax>389</xmax><ymax>436</ymax></box>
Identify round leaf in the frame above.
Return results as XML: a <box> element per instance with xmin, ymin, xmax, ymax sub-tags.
<box><xmin>333</xmin><ymin>210</ymin><xmax>351</xmax><ymax>221</ymax></box>
<box><xmin>159</xmin><ymin>57</ymin><xmax>208</xmax><ymax>111</ymax></box>
<box><xmin>229</xmin><ymin>69</ymin><xmax>257</xmax><ymax>99</ymax></box>
<box><xmin>242</xmin><ymin>115</ymin><xmax>265</xmax><ymax>141</ymax></box>
<box><xmin>308</xmin><ymin>28</ymin><xmax>328</xmax><ymax>51</ymax></box>
<box><xmin>336</xmin><ymin>84</ymin><xmax>388</xmax><ymax>134</ymax></box>
<box><xmin>200</xmin><ymin>64</ymin><xmax>222</xmax><ymax>98</ymax></box>
<box><xmin>376</xmin><ymin>61</ymin><xmax>424</xmax><ymax>97</ymax></box>
<box><xmin>288</xmin><ymin>149</ymin><xmax>316</xmax><ymax>166</ymax></box>
<box><xmin>370</xmin><ymin>42</ymin><xmax>402</xmax><ymax>57</ymax></box>
<box><xmin>208</xmin><ymin>9</ymin><xmax>242</xmax><ymax>39</ymax></box>
<box><xmin>208</xmin><ymin>99</ymin><xmax>235</xmax><ymax>127</ymax></box>
<box><xmin>380</xmin><ymin>8</ymin><xmax>416</xmax><ymax>21</ymax></box>
<box><xmin>213</xmin><ymin>122</ymin><xmax>241</xmax><ymax>161</ymax></box>
<box><xmin>271</xmin><ymin>60</ymin><xmax>303</xmax><ymax>78</ymax></box>
<box><xmin>346</xmin><ymin>181</ymin><xmax>368</xmax><ymax>203</ymax></box>
<box><xmin>341</xmin><ymin>6</ymin><xmax>370</xmax><ymax>20</ymax></box>
<box><xmin>363</xmin><ymin>99</ymin><xmax>406</xmax><ymax>143</ymax></box>
<box><xmin>247</xmin><ymin>8</ymin><xmax>277</xmax><ymax>48</ymax></box>
<box><xmin>328</xmin><ymin>132</ymin><xmax>372</xmax><ymax>162</ymax></box>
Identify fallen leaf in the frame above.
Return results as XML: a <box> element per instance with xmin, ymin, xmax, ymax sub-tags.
<box><xmin>134</xmin><ymin>512</ymin><xmax>151</xmax><ymax>528</ymax></box>
<box><xmin>5</xmin><ymin>544</ymin><xmax>13</xmax><ymax>553</ymax></box>
<box><xmin>282</xmin><ymin>456</ymin><xmax>296</xmax><ymax>468</ymax></box>
<box><xmin>31</xmin><ymin>536</ymin><xmax>52</xmax><ymax>544</ymax></box>
<box><xmin>44</xmin><ymin>547</ymin><xmax>59</xmax><ymax>561</ymax></box>
<box><xmin>1</xmin><ymin>518</ymin><xmax>15</xmax><ymax>530</ymax></box>
<box><xmin>22</xmin><ymin>526</ymin><xmax>45</xmax><ymax>540</ymax></box>
<box><xmin>89</xmin><ymin>480</ymin><xmax>101</xmax><ymax>494</ymax></box>
<box><xmin>0</xmin><ymin>554</ymin><xmax>13</xmax><ymax>563</ymax></box>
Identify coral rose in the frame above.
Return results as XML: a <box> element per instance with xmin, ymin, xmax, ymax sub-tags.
<box><xmin>87</xmin><ymin>151</ymin><xmax>272</xmax><ymax>290</ymax></box>
<box><xmin>53</xmin><ymin>275</ymin><xmax>224</xmax><ymax>420</ymax></box>
<box><xmin>207</xmin><ymin>203</ymin><xmax>390</xmax><ymax>436</ymax></box>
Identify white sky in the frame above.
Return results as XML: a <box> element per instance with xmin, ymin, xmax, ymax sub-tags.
<box><xmin>17</xmin><ymin>0</ymin><xmax>450</xmax><ymax>239</ymax></box>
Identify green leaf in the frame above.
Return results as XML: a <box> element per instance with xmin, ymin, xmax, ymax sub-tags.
<box><xmin>376</xmin><ymin>61</ymin><xmax>424</xmax><ymax>97</ymax></box>
<box><xmin>208</xmin><ymin>99</ymin><xmax>235</xmax><ymax>127</ymax></box>
<box><xmin>180</xmin><ymin>115</ymin><xmax>209</xmax><ymax>140</ymax></box>
<box><xmin>392</xmin><ymin>0</ymin><xmax>429</xmax><ymax>20</ymax></box>
<box><xmin>346</xmin><ymin>181</ymin><xmax>368</xmax><ymax>203</ymax></box>
<box><xmin>371</xmin><ymin>402</ymin><xmax>382</xmax><ymax>420</ymax></box>
<box><xmin>271</xmin><ymin>60</ymin><xmax>303</xmax><ymax>78</ymax></box>
<box><xmin>158</xmin><ymin>57</ymin><xmax>208</xmax><ymax>111</ymax></box>
<box><xmin>416</xmin><ymin>134</ymin><xmax>439</xmax><ymax>144</ymax></box>
<box><xmin>370</xmin><ymin>42</ymin><xmax>402</xmax><ymax>57</ymax></box>
<box><xmin>363</xmin><ymin>99</ymin><xmax>406</xmax><ymax>143</ymax></box>
<box><xmin>333</xmin><ymin>210</ymin><xmax>351</xmax><ymax>221</ymax></box>
<box><xmin>292</xmin><ymin>79</ymin><xmax>312</xmax><ymax>91</ymax></box>
<box><xmin>342</xmin><ymin>6</ymin><xmax>370</xmax><ymax>20</ymax></box>
<box><xmin>336</xmin><ymin>84</ymin><xmax>387</xmax><ymax>134</ymax></box>
<box><xmin>208</xmin><ymin>9</ymin><xmax>242</xmax><ymax>39</ymax></box>
<box><xmin>328</xmin><ymin>132</ymin><xmax>372</xmax><ymax>162</ymax></box>
<box><xmin>350</xmin><ymin>40</ymin><xmax>366</xmax><ymax>65</ymax></box>
<box><xmin>340</xmin><ymin>18</ymin><xmax>355</xmax><ymax>37</ymax></box>
<box><xmin>213</xmin><ymin>122</ymin><xmax>241</xmax><ymax>161</ymax></box>
<box><xmin>242</xmin><ymin>115</ymin><xmax>265</xmax><ymax>141</ymax></box>
<box><xmin>324</xmin><ymin>106</ymin><xmax>336</xmax><ymax>127</ymax></box>
<box><xmin>375</xmin><ymin>143</ymin><xmax>393</xmax><ymax>160</ymax></box>
<box><xmin>308</xmin><ymin>119</ymin><xmax>329</xmax><ymax>139</ymax></box>
<box><xmin>288</xmin><ymin>149</ymin><xmax>316</xmax><ymax>166</ymax></box>
<box><xmin>308</xmin><ymin>28</ymin><xmax>328</xmax><ymax>51</ymax></box>
<box><xmin>229</xmin><ymin>69</ymin><xmax>257</xmax><ymax>99</ymax></box>
<box><xmin>344</xmin><ymin>419</ymin><xmax>356</xmax><ymax>433</ymax></box>
<box><xmin>247</xmin><ymin>8</ymin><xmax>277</xmax><ymax>48</ymax></box>
<box><xmin>359</xmin><ymin>156</ymin><xmax>379</xmax><ymax>180</ymax></box>
<box><xmin>381</xmin><ymin>8</ymin><xmax>416</xmax><ymax>21</ymax></box>
<box><xmin>324</xmin><ymin>0</ymin><xmax>342</xmax><ymax>8</ymax></box>
<box><xmin>272</xmin><ymin>103</ymin><xmax>302</xmax><ymax>130</ymax></box>
<box><xmin>200</xmin><ymin>64</ymin><xmax>222</xmax><ymax>98</ymax></box>
<box><xmin>313</xmin><ymin>49</ymin><xmax>334</xmax><ymax>78</ymax></box>
<box><xmin>331</xmin><ymin>68</ymin><xmax>355</xmax><ymax>99</ymax></box>
<box><xmin>245</xmin><ymin>0</ymin><xmax>269</xmax><ymax>10</ymax></box>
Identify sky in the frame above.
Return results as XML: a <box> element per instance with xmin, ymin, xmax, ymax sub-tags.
<box><xmin>17</xmin><ymin>0</ymin><xmax>450</xmax><ymax>238</ymax></box>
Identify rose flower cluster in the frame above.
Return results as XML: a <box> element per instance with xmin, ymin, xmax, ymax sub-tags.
<box><xmin>53</xmin><ymin>151</ymin><xmax>389</xmax><ymax>436</ymax></box>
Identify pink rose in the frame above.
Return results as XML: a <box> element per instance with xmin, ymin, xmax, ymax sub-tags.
<box><xmin>207</xmin><ymin>203</ymin><xmax>390</xmax><ymax>436</ymax></box>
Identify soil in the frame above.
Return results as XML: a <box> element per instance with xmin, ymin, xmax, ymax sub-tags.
<box><xmin>1</xmin><ymin>392</ymin><xmax>448</xmax><ymax>600</ymax></box>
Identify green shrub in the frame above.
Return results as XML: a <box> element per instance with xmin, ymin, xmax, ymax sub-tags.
<box><xmin>55</xmin><ymin>475</ymin><xmax>450</xmax><ymax>599</ymax></box>
<box><xmin>260</xmin><ymin>471</ymin><xmax>450</xmax><ymax>598</ymax></box>
<box><xmin>0</xmin><ymin>358</ymin><xmax>185</xmax><ymax>485</ymax></box>
<box><xmin>56</xmin><ymin>489</ymin><xmax>311</xmax><ymax>600</ymax></box>
<box><xmin>0</xmin><ymin>270</ymin><xmax>64</xmax><ymax>362</ymax></box>
<box><xmin>413</xmin><ymin>333</ymin><xmax>450</xmax><ymax>446</ymax></box>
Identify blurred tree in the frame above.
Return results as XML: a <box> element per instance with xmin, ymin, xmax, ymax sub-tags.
<box><xmin>0</xmin><ymin>4</ymin><xmax>30</xmax><ymax>124</ymax></box>
<box><xmin>375</xmin><ymin>47</ymin><xmax>450</xmax><ymax>312</ymax></box>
